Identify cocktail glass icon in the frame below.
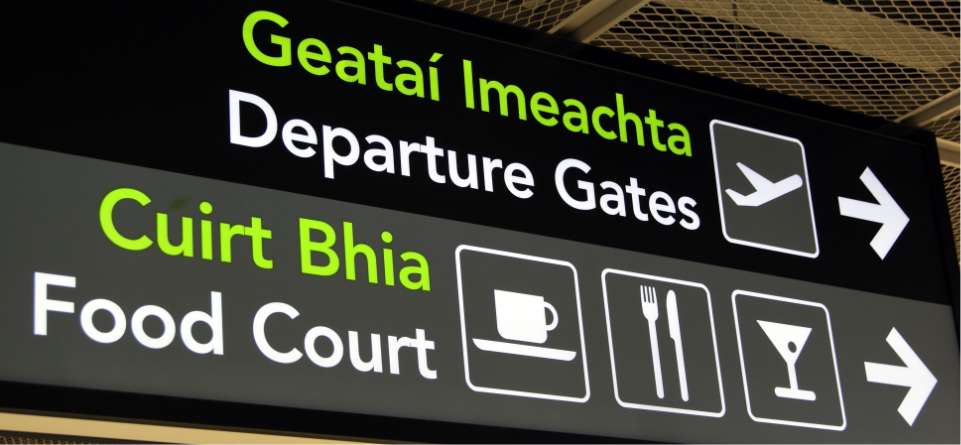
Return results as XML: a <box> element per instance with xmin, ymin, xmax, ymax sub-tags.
<box><xmin>758</xmin><ymin>320</ymin><xmax>817</xmax><ymax>401</ymax></box>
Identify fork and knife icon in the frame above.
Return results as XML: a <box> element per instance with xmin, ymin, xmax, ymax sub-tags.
<box><xmin>641</xmin><ymin>285</ymin><xmax>689</xmax><ymax>401</ymax></box>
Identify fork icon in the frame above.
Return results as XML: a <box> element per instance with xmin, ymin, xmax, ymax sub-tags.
<box><xmin>641</xmin><ymin>285</ymin><xmax>664</xmax><ymax>399</ymax></box>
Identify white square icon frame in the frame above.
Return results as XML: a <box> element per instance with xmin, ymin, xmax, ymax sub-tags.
<box><xmin>601</xmin><ymin>269</ymin><xmax>725</xmax><ymax>417</ymax></box>
<box><xmin>709</xmin><ymin>119</ymin><xmax>820</xmax><ymax>258</ymax></box>
<box><xmin>731</xmin><ymin>289</ymin><xmax>847</xmax><ymax>431</ymax></box>
<box><xmin>455</xmin><ymin>244</ymin><xmax>590</xmax><ymax>403</ymax></box>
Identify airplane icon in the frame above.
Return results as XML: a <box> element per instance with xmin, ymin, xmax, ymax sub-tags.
<box><xmin>725</xmin><ymin>162</ymin><xmax>803</xmax><ymax>207</ymax></box>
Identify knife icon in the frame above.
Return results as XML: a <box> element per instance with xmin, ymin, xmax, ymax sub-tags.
<box><xmin>666</xmin><ymin>290</ymin><xmax>689</xmax><ymax>401</ymax></box>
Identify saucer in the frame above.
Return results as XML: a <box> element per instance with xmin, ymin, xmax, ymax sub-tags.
<box><xmin>472</xmin><ymin>338</ymin><xmax>577</xmax><ymax>361</ymax></box>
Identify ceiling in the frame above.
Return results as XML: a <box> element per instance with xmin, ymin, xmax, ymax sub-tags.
<box><xmin>421</xmin><ymin>0</ymin><xmax>961</xmax><ymax>254</ymax></box>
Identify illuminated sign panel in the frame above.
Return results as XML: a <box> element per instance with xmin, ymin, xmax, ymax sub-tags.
<box><xmin>0</xmin><ymin>1</ymin><xmax>956</xmax><ymax>442</ymax></box>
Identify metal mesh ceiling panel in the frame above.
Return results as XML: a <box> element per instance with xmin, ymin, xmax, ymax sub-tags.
<box><xmin>593</xmin><ymin>0</ymin><xmax>960</xmax><ymax>143</ymax></box>
<box><xmin>942</xmin><ymin>164</ymin><xmax>960</xmax><ymax>256</ymax></box>
<box><xmin>422</xmin><ymin>0</ymin><xmax>960</xmax><ymax>255</ymax></box>
<box><xmin>827</xmin><ymin>0</ymin><xmax>959</xmax><ymax>37</ymax></box>
<box><xmin>422</xmin><ymin>0</ymin><xmax>590</xmax><ymax>31</ymax></box>
<box><xmin>927</xmin><ymin>114</ymin><xmax>960</xmax><ymax>142</ymax></box>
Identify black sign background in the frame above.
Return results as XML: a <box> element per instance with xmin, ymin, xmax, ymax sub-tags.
<box><xmin>0</xmin><ymin>0</ymin><xmax>956</xmax><ymax>441</ymax></box>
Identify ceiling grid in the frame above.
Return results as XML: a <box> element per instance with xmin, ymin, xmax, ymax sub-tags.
<box><xmin>421</xmin><ymin>0</ymin><xmax>960</xmax><ymax>254</ymax></box>
<box><xmin>942</xmin><ymin>163</ymin><xmax>960</xmax><ymax>256</ymax></box>
<box><xmin>928</xmin><ymin>114</ymin><xmax>961</xmax><ymax>143</ymax></box>
<box><xmin>592</xmin><ymin>1</ymin><xmax>959</xmax><ymax>127</ymax></box>
<box><xmin>423</xmin><ymin>0</ymin><xmax>591</xmax><ymax>31</ymax></box>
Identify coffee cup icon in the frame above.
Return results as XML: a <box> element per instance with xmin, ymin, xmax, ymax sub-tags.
<box><xmin>494</xmin><ymin>289</ymin><xmax>559</xmax><ymax>344</ymax></box>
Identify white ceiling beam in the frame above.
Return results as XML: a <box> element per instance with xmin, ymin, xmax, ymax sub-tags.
<box><xmin>549</xmin><ymin>0</ymin><xmax>652</xmax><ymax>42</ymax></box>
<box><xmin>938</xmin><ymin>138</ymin><xmax>960</xmax><ymax>167</ymax></box>
<box><xmin>896</xmin><ymin>89</ymin><xmax>959</xmax><ymax>166</ymax></box>
<box><xmin>897</xmin><ymin>89</ymin><xmax>960</xmax><ymax>127</ymax></box>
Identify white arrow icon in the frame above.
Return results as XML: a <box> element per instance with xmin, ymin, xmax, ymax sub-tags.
<box><xmin>864</xmin><ymin>328</ymin><xmax>937</xmax><ymax>426</ymax></box>
<box><xmin>837</xmin><ymin>167</ymin><xmax>909</xmax><ymax>259</ymax></box>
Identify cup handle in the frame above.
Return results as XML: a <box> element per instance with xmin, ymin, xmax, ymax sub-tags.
<box><xmin>543</xmin><ymin>302</ymin><xmax>559</xmax><ymax>331</ymax></box>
